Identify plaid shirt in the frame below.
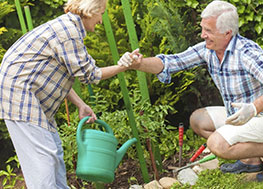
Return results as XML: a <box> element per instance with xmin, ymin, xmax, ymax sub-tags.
<box><xmin>156</xmin><ymin>34</ymin><xmax>263</xmax><ymax>116</ymax></box>
<box><xmin>0</xmin><ymin>12</ymin><xmax>101</xmax><ymax>132</ymax></box>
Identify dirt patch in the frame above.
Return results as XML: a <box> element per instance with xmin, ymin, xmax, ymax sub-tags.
<box><xmin>1</xmin><ymin>158</ymin><xmax>180</xmax><ymax>189</ymax></box>
<box><xmin>67</xmin><ymin>158</ymin><xmax>177</xmax><ymax>189</ymax></box>
<box><xmin>0</xmin><ymin>151</ymin><xmax>198</xmax><ymax>189</ymax></box>
<box><xmin>67</xmin><ymin>153</ymin><xmax>192</xmax><ymax>189</ymax></box>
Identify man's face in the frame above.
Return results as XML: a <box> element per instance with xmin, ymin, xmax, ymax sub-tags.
<box><xmin>200</xmin><ymin>17</ymin><xmax>231</xmax><ymax>52</ymax></box>
<box><xmin>82</xmin><ymin>4</ymin><xmax>106</xmax><ymax>32</ymax></box>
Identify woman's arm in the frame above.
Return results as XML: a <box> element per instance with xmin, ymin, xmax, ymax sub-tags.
<box><xmin>66</xmin><ymin>88</ymin><xmax>97</xmax><ymax>122</ymax></box>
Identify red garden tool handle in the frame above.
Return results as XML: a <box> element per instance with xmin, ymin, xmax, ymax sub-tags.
<box><xmin>189</xmin><ymin>143</ymin><xmax>207</xmax><ymax>162</ymax></box>
<box><xmin>179</xmin><ymin>123</ymin><xmax>184</xmax><ymax>146</ymax></box>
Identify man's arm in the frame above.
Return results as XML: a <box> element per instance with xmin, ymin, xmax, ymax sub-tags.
<box><xmin>100</xmin><ymin>55</ymin><xmax>164</xmax><ymax>80</ymax></box>
<box><xmin>117</xmin><ymin>49</ymin><xmax>164</xmax><ymax>74</ymax></box>
<box><xmin>129</xmin><ymin>57</ymin><xmax>164</xmax><ymax>74</ymax></box>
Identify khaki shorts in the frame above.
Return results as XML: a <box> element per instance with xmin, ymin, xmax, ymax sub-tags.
<box><xmin>206</xmin><ymin>106</ymin><xmax>263</xmax><ymax>145</ymax></box>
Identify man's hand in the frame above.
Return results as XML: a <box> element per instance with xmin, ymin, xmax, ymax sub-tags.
<box><xmin>225</xmin><ymin>103</ymin><xmax>257</xmax><ymax>125</ymax></box>
<box><xmin>118</xmin><ymin>49</ymin><xmax>142</xmax><ymax>68</ymax></box>
<box><xmin>78</xmin><ymin>104</ymin><xmax>97</xmax><ymax>123</ymax></box>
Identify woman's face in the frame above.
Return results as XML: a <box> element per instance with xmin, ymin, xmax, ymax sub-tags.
<box><xmin>82</xmin><ymin>3</ymin><xmax>106</xmax><ymax>32</ymax></box>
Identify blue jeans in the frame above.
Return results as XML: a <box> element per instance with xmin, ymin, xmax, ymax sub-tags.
<box><xmin>5</xmin><ymin>120</ymin><xmax>69</xmax><ymax>189</ymax></box>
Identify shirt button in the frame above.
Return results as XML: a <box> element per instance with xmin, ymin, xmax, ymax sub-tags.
<box><xmin>220</xmin><ymin>71</ymin><xmax>223</xmax><ymax>75</ymax></box>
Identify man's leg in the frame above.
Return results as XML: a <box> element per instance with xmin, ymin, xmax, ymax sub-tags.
<box><xmin>190</xmin><ymin>107</ymin><xmax>263</xmax><ymax>174</ymax></box>
<box><xmin>5</xmin><ymin>120</ymin><xmax>70</xmax><ymax>189</ymax></box>
<box><xmin>207</xmin><ymin>117</ymin><xmax>263</xmax><ymax>174</ymax></box>
<box><xmin>190</xmin><ymin>106</ymin><xmax>226</xmax><ymax>139</ymax></box>
<box><xmin>207</xmin><ymin>132</ymin><xmax>263</xmax><ymax>160</ymax></box>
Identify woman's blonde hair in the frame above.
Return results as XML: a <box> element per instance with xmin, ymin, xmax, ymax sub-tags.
<box><xmin>64</xmin><ymin>0</ymin><xmax>107</xmax><ymax>18</ymax></box>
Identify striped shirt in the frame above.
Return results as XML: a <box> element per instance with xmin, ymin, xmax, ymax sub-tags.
<box><xmin>0</xmin><ymin>12</ymin><xmax>102</xmax><ymax>132</ymax></box>
<box><xmin>156</xmin><ymin>34</ymin><xmax>263</xmax><ymax>116</ymax></box>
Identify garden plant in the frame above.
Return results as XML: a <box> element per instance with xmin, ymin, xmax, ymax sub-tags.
<box><xmin>1</xmin><ymin>0</ymin><xmax>263</xmax><ymax>188</ymax></box>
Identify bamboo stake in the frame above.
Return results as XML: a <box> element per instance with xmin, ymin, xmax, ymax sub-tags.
<box><xmin>121</xmin><ymin>0</ymin><xmax>150</xmax><ymax>101</ymax></box>
<box><xmin>24</xmin><ymin>6</ymin><xmax>33</xmax><ymax>31</ymax></box>
<box><xmin>121</xmin><ymin>0</ymin><xmax>163</xmax><ymax>174</ymax></box>
<box><xmin>14</xmin><ymin>0</ymin><xmax>27</xmax><ymax>34</ymax></box>
<box><xmin>102</xmin><ymin>9</ymin><xmax>150</xmax><ymax>183</ymax></box>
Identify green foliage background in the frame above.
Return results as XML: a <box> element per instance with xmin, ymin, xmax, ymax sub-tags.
<box><xmin>1</xmin><ymin>0</ymin><xmax>263</xmax><ymax>186</ymax></box>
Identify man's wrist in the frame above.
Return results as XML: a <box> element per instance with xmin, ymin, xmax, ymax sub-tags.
<box><xmin>252</xmin><ymin>103</ymin><xmax>257</xmax><ymax>116</ymax></box>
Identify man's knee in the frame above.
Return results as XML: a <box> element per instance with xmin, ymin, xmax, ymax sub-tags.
<box><xmin>207</xmin><ymin>132</ymin><xmax>230</xmax><ymax>159</ymax></box>
<box><xmin>190</xmin><ymin>108</ymin><xmax>214</xmax><ymax>136</ymax></box>
<box><xmin>190</xmin><ymin>108</ymin><xmax>204</xmax><ymax>129</ymax></box>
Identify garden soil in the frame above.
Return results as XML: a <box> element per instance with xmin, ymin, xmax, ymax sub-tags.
<box><xmin>0</xmin><ymin>154</ymin><xmax>188</xmax><ymax>189</ymax></box>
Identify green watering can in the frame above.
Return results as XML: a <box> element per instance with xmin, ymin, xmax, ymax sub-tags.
<box><xmin>76</xmin><ymin>116</ymin><xmax>137</xmax><ymax>183</ymax></box>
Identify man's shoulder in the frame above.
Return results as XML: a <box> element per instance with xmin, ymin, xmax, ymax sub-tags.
<box><xmin>235</xmin><ymin>34</ymin><xmax>262</xmax><ymax>52</ymax></box>
<box><xmin>234</xmin><ymin>35</ymin><xmax>263</xmax><ymax>63</ymax></box>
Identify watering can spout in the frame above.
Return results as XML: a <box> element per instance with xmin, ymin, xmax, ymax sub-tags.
<box><xmin>115</xmin><ymin>138</ymin><xmax>137</xmax><ymax>168</ymax></box>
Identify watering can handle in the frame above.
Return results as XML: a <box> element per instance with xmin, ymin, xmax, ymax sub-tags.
<box><xmin>78</xmin><ymin>116</ymin><xmax>114</xmax><ymax>135</ymax></box>
<box><xmin>76</xmin><ymin>116</ymin><xmax>114</xmax><ymax>150</ymax></box>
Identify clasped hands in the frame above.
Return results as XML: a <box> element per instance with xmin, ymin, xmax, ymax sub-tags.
<box><xmin>225</xmin><ymin>102</ymin><xmax>257</xmax><ymax>126</ymax></box>
<box><xmin>118</xmin><ymin>49</ymin><xmax>142</xmax><ymax>68</ymax></box>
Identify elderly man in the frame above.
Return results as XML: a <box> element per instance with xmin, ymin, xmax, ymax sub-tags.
<box><xmin>118</xmin><ymin>0</ymin><xmax>263</xmax><ymax>181</ymax></box>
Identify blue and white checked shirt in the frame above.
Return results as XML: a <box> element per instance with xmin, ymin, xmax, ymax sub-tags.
<box><xmin>156</xmin><ymin>34</ymin><xmax>263</xmax><ymax>116</ymax></box>
<box><xmin>0</xmin><ymin>12</ymin><xmax>102</xmax><ymax>132</ymax></box>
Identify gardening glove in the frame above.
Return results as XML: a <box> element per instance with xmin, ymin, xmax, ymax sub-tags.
<box><xmin>118</xmin><ymin>49</ymin><xmax>140</xmax><ymax>67</ymax></box>
<box><xmin>118</xmin><ymin>52</ymin><xmax>133</xmax><ymax>67</ymax></box>
<box><xmin>225</xmin><ymin>102</ymin><xmax>257</xmax><ymax>126</ymax></box>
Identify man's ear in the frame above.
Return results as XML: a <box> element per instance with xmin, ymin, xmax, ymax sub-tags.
<box><xmin>225</xmin><ymin>30</ymin><xmax>232</xmax><ymax>38</ymax></box>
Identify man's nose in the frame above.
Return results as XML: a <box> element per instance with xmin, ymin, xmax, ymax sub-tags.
<box><xmin>201</xmin><ymin>30</ymin><xmax>207</xmax><ymax>39</ymax></box>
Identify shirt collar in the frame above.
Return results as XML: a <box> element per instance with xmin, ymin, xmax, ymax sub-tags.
<box><xmin>66</xmin><ymin>12</ymin><xmax>87</xmax><ymax>39</ymax></box>
<box><xmin>208</xmin><ymin>34</ymin><xmax>238</xmax><ymax>55</ymax></box>
<box><xmin>225</xmin><ymin>34</ymin><xmax>238</xmax><ymax>54</ymax></box>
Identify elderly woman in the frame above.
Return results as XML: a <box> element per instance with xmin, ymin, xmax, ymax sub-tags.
<box><xmin>0</xmin><ymin>0</ymin><xmax>128</xmax><ymax>188</ymax></box>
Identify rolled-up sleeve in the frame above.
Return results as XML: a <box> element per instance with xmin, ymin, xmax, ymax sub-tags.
<box><xmin>156</xmin><ymin>42</ymin><xmax>207</xmax><ymax>84</ymax></box>
<box><xmin>55</xmin><ymin>38</ymin><xmax>101</xmax><ymax>84</ymax></box>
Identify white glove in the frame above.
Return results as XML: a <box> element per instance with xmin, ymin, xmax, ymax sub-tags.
<box><xmin>118</xmin><ymin>51</ymin><xmax>139</xmax><ymax>67</ymax></box>
<box><xmin>118</xmin><ymin>52</ymin><xmax>132</xmax><ymax>67</ymax></box>
<box><xmin>225</xmin><ymin>102</ymin><xmax>257</xmax><ymax>125</ymax></box>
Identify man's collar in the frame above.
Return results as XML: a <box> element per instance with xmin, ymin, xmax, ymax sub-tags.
<box><xmin>225</xmin><ymin>34</ymin><xmax>238</xmax><ymax>54</ymax></box>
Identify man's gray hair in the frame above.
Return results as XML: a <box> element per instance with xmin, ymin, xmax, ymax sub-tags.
<box><xmin>201</xmin><ymin>0</ymin><xmax>239</xmax><ymax>36</ymax></box>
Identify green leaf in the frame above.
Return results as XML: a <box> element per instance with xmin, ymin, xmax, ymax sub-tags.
<box><xmin>255</xmin><ymin>23</ymin><xmax>262</xmax><ymax>34</ymax></box>
<box><xmin>255</xmin><ymin>15</ymin><xmax>262</xmax><ymax>22</ymax></box>
<box><xmin>185</xmin><ymin>0</ymin><xmax>199</xmax><ymax>8</ymax></box>
<box><xmin>246</xmin><ymin>11</ymin><xmax>254</xmax><ymax>22</ymax></box>
<box><xmin>6</xmin><ymin>165</ymin><xmax>12</xmax><ymax>173</ymax></box>
<box><xmin>237</xmin><ymin>5</ymin><xmax>246</xmax><ymax>14</ymax></box>
<box><xmin>0</xmin><ymin>170</ymin><xmax>8</xmax><ymax>176</ymax></box>
<box><xmin>239</xmin><ymin>17</ymin><xmax>245</xmax><ymax>27</ymax></box>
<box><xmin>0</xmin><ymin>27</ymin><xmax>7</xmax><ymax>35</ymax></box>
<box><xmin>3</xmin><ymin>177</ymin><xmax>7</xmax><ymax>186</ymax></box>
